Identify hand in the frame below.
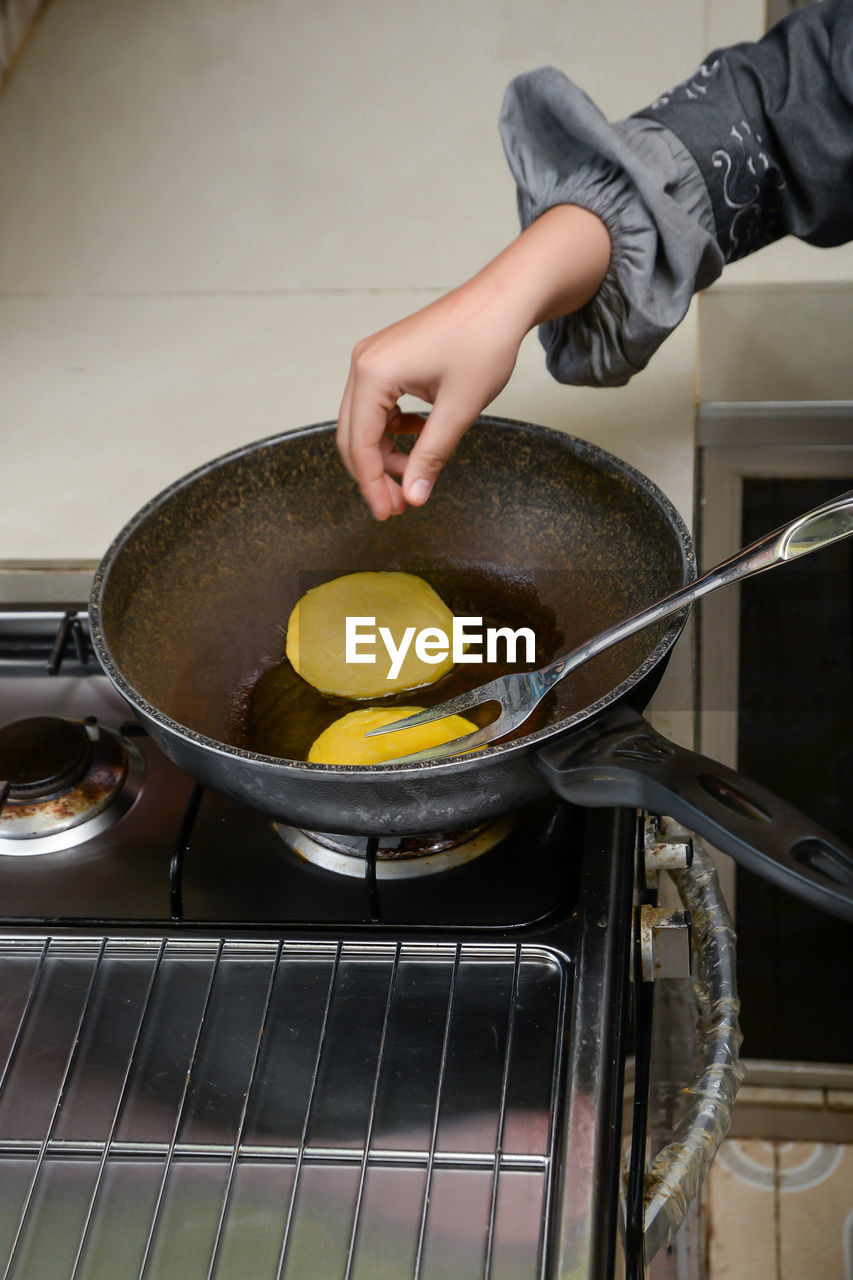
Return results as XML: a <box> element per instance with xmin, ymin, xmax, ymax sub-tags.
<box><xmin>337</xmin><ymin>288</ymin><xmax>525</xmax><ymax>519</ymax></box>
<box><xmin>337</xmin><ymin>205</ymin><xmax>611</xmax><ymax>519</ymax></box>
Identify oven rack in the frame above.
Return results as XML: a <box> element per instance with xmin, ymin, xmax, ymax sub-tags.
<box><xmin>0</xmin><ymin>935</ymin><xmax>568</xmax><ymax>1280</ymax></box>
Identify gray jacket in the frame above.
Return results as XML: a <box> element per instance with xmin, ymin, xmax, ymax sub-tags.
<box><xmin>499</xmin><ymin>0</ymin><xmax>853</xmax><ymax>386</ymax></box>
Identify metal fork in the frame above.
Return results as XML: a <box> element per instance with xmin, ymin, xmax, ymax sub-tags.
<box><xmin>367</xmin><ymin>488</ymin><xmax>853</xmax><ymax>762</ymax></box>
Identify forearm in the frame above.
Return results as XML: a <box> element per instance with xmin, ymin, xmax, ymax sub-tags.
<box><xmin>458</xmin><ymin>204</ymin><xmax>611</xmax><ymax>336</ymax></box>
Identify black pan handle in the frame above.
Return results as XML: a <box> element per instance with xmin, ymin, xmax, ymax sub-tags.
<box><xmin>534</xmin><ymin>706</ymin><xmax>853</xmax><ymax>921</ymax></box>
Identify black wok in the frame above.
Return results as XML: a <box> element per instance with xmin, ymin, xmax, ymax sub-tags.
<box><xmin>90</xmin><ymin>418</ymin><xmax>853</xmax><ymax>919</ymax></box>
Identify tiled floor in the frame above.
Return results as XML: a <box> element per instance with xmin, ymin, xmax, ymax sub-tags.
<box><xmin>706</xmin><ymin>1139</ymin><xmax>853</xmax><ymax>1279</ymax></box>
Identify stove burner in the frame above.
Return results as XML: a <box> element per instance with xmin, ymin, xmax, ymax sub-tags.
<box><xmin>0</xmin><ymin>716</ymin><xmax>93</xmax><ymax>799</ymax></box>
<box><xmin>0</xmin><ymin>717</ymin><xmax>144</xmax><ymax>856</ymax></box>
<box><xmin>278</xmin><ymin>815</ymin><xmax>518</xmax><ymax>879</ymax></box>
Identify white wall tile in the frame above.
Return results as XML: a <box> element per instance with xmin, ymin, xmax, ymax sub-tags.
<box><xmin>0</xmin><ymin>0</ymin><xmax>708</xmax><ymax>295</ymax></box>
<box><xmin>700</xmin><ymin>285</ymin><xmax>853</xmax><ymax>402</ymax></box>
<box><xmin>0</xmin><ymin>289</ymin><xmax>697</xmax><ymax>561</ymax></box>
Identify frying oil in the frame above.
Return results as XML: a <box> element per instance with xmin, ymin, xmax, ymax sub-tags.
<box><xmin>236</xmin><ymin>559</ymin><xmax>563</xmax><ymax>762</ymax></box>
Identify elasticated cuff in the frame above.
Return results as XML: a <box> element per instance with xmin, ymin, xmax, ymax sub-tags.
<box><xmin>500</xmin><ymin>67</ymin><xmax>724</xmax><ymax>386</ymax></box>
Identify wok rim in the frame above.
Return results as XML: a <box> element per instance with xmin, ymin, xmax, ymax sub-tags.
<box><xmin>89</xmin><ymin>416</ymin><xmax>696</xmax><ymax>775</ymax></box>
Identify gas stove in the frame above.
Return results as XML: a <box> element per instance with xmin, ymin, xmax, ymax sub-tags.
<box><xmin>0</xmin><ymin>609</ymin><xmax>582</xmax><ymax>932</ymax></box>
<box><xmin>0</xmin><ymin>605</ymin><xmax>739</xmax><ymax>1280</ymax></box>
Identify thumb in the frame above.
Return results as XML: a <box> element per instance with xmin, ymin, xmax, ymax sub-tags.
<box><xmin>401</xmin><ymin>398</ymin><xmax>475</xmax><ymax>507</ymax></box>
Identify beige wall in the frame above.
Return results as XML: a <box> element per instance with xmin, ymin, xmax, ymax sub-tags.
<box><xmin>700</xmin><ymin>0</ymin><xmax>853</xmax><ymax>401</ymax></box>
<box><xmin>0</xmin><ymin>0</ymin><xmax>710</xmax><ymax>580</ymax></box>
<box><xmin>0</xmin><ymin>0</ymin><xmax>847</xmax><ymax>593</ymax></box>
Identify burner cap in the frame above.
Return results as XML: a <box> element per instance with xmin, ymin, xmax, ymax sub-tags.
<box><xmin>0</xmin><ymin>716</ymin><xmax>93</xmax><ymax>800</ymax></box>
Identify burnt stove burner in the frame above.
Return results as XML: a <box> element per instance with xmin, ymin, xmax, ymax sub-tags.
<box><xmin>277</xmin><ymin>814</ymin><xmax>518</xmax><ymax>878</ymax></box>
<box><xmin>0</xmin><ymin>716</ymin><xmax>145</xmax><ymax>856</ymax></box>
<box><xmin>0</xmin><ymin>716</ymin><xmax>93</xmax><ymax>799</ymax></box>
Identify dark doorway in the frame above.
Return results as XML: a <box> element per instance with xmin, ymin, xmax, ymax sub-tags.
<box><xmin>736</xmin><ymin>477</ymin><xmax>853</xmax><ymax>1062</ymax></box>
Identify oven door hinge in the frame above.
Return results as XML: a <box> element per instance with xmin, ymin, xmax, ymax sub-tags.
<box><xmin>638</xmin><ymin>904</ymin><xmax>693</xmax><ymax>982</ymax></box>
<box><xmin>636</xmin><ymin>816</ymin><xmax>693</xmax><ymax>981</ymax></box>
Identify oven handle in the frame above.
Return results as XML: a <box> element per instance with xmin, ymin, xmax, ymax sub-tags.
<box><xmin>634</xmin><ymin>833</ymin><xmax>745</xmax><ymax>1261</ymax></box>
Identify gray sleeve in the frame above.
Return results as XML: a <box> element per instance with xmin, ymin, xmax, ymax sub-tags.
<box><xmin>500</xmin><ymin>2</ymin><xmax>853</xmax><ymax>389</ymax></box>
<box><xmin>499</xmin><ymin>68</ymin><xmax>724</xmax><ymax>387</ymax></box>
<box><xmin>634</xmin><ymin>0</ymin><xmax>853</xmax><ymax>261</ymax></box>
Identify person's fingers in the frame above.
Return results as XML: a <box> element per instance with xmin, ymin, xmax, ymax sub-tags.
<box><xmin>336</xmin><ymin>366</ymin><xmax>356</xmax><ymax>479</ymax></box>
<box><xmin>338</xmin><ymin>340</ymin><xmax>420</xmax><ymax>518</ymax></box>
<box><xmin>384</xmin><ymin>472</ymin><xmax>407</xmax><ymax>516</ymax></box>
<box><xmin>379</xmin><ymin>434</ymin><xmax>409</xmax><ymax>479</ymax></box>
<box><xmin>338</xmin><ymin>372</ymin><xmax>416</xmax><ymax>518</ymax></box>
<box><xmin>337</xmin><ymin>342</ymin><xmax>396</xmax><ymax>483</ymax></box>
<box><xmin>376</xmin><ymin>428</ymin><xmax>407</xmax><ymax>516</ymax></box>
<box><xmin>346</xmin><ymin>369</ymin><xmax>405</xmax><ymax>521</ymax></box>
<box><xmin>400</xmin><ymin>395</ymin><xmax>474</xmax><ymax>506</ymax></box>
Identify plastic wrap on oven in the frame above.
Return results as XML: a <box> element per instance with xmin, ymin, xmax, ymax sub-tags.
<box><xmin>642</xmin><ymin>831</ymin><xmax>745</xmax><ymax>1260</ymax></box>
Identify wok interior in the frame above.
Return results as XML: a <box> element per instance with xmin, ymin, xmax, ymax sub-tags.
<box><xmin>98</xmin><ymin>421</ymin><xmax>690</xmax><ymax>757</ymax></box>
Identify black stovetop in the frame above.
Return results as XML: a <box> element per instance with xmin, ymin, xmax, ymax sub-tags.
<box><xmin>0</xmin><ymin>608</ymin><xmax>583</xmax><ymax>934</ymax></box>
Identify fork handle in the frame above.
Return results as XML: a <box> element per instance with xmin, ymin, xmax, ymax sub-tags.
<box><xmin>535</xmin><ymin>707</ymin><xmax>853</xmax><ymax>921</ymax></box>
<box><xmin>537</xmin><ymin>488</ymin><xmax>853</xmax><ymax>691</ymax></box>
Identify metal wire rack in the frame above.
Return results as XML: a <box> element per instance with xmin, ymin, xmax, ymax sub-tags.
<box><xmin>0</xmin><ymin>935</ymin><xmax>568</xmax><ymax>1280</ymax></box>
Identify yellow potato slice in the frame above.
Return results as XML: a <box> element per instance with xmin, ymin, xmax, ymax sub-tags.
<box><xmin>286</xmin><ymin>571</ymin><xmax>455</xmax><ymax>698</ymax></box>
<box><xmin>308</xmin><ymin>706</ymin><xmax>478</xmax><ymax>765</ymax></box>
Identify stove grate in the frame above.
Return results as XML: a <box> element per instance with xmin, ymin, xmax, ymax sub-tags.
<box><xmin>0</xmin><ymin>935</ymin><xmax>568</xmax><ymax>1280</ymax></box>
